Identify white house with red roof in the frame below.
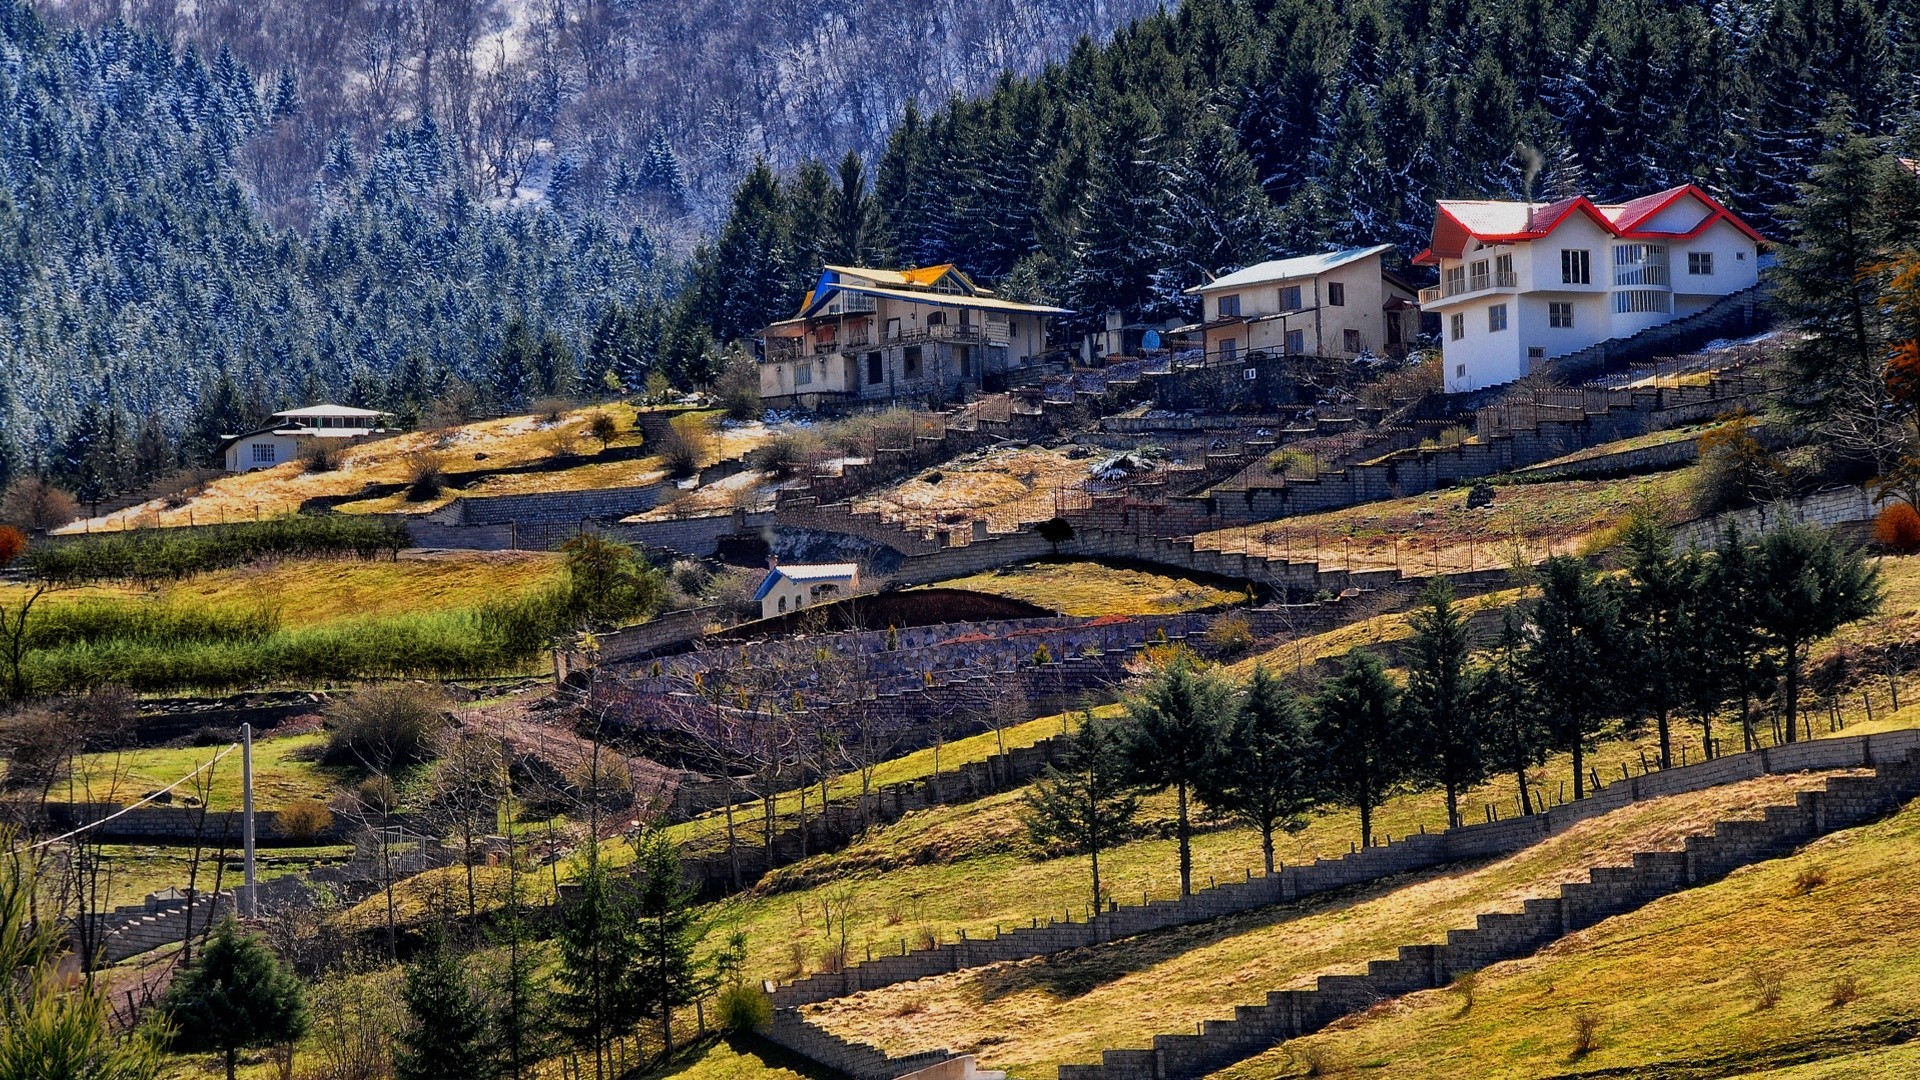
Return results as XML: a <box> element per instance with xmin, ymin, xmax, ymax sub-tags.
<box><xmin>1414</xmin><ymin>184</ymin><xmax>1766</xmax><ymax>393</ymax></box>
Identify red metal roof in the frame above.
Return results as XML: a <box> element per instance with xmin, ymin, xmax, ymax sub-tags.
<box><xmin>1424</xmin><ymin>184</ymin><xmax>1765</xmax><ymax>261</ymax></box>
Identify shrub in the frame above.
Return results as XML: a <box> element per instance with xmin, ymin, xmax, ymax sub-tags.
<box><xmin>712</xmin><ymin>347</ymin><xmax>762</xmax><ymax>420</ymax></box>
<box><xmin>1828</xmin><ymin>974</ymin><xmax>1861</xmax><ymax>1007</ymax></box>
<box><xmin>668</xmin><ymin>559</ymin><xmax>709</xmax><ymax>597</ymax></box>
<box><xmin>1266</xmin><ymin>450</ymin><xmax>1312</xmax><ymax>476</ymax></box>
<box><xmin>2</xmin><ymin>477</ymin><xmax>80</xmax><ymax>531</ymax></box>
<box><xmin>0</xmin><ymin>705</ymin><xmax>80</xmax><ymax>791</ymax></box>
<box><xmin>586</xmin><ymin>411</ymin><xmax>620</xmax><ymax>450</ymax></box>
<box><xmin>660</xmin><ymin>414</ymin><xmax>715</xmax><ymax>477</ymax></box>
<box><xmin>1032</xmin><ymin>643</ymin><xmax>1053</xmax><ymax>665</ymax></box>
<box><xmin>533</xmin><ymin>396</ymin><xmax>574</xmax><ymax>424</ymax></box>
<box><xmin>1451</xmin><ymin>970</ymin><xmax>1476</xmax><ymax>1015</ymax></box>
<box><xmin>0</xmin><ymin>525</ymin><xmax>26</xmax><ymax>567</ymax></box>
<box><xmin>1691</xmin><ymin>414</ymin><xmax>1785</xmax><ymax>515</ymax></box>
<box><xmin>1569</xmin><ymin>1008</ymin><xmax>1600</xmax><ymax>1057</ymax></box>
<box><xmin>324</xmin><ymin>685</ymin><xmax>449</xmax><ymax>770</ymax></box>
<box><xmin>1202</xmin><ymin>612</ymin><xmax>1254</xmax><ymax>656</ymax></box>
<box><xmin>745</xmin><ymin>432</ymin><xmax>813</xmax><ymax>477</ymax></box>
<box><xmin>1748</xmin><ymin>964</ymin><xmax>1784</xmax><ymax>1010</ymax></box>
<box><xmin>560</xmin><ymin>533</ymin><xmax>668</xmax><ymax>627</ymax></box>
<box><xmin>277</xmin><ymin>799</ymin><xmax>335</xmax><ymax>842</ymax></box>
<box><xmin>715</xmin><ymin>983</ymin><xmax>772</xmax><ymax>1031</ymax></box>
<box><xmin>566</xmin><ymin>751</ymin><xmax>632</xmax><ymax>810</ymax></box>
<box><xmin>1790</xmin><ymin>865</ymin><xmax>1828</xmax><ymax>895</ymax></box>
<box><xmin>1873</xmin><ymin>502</ymin><xmax>1920</xmax><ymax>552</ymax></box>
<box><xmin>296</xmin><ymin>439</ymin><xmax>344</xmax><ymax>473</ymax></box>
<box><xmin>27</xmin><ymin>514</ymin><xmax>411</xmax><ymax>585</ymax></box>
<box><xmin>404</xmin><ymin>451</ymin><xmax>448</xmax><ymax>501</ymax></box>
<box><xmin>644</xmin><ymin>370</ymin><xmax>674</xmax><ymax>405</ymax></box>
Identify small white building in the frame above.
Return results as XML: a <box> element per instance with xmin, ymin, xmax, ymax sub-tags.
<box><xmin>1182</xmin><ymin>245</ymin><xmax>1423</xmax><ymax>362</ymax></box>
<box><xmin>1415</xmin><ymin>184</ymin><xmax>1765</xmax><ymax>393</ymax></box>
<box><xmin>752</xmin><ymin>562</ymin><xmax>859</xmax><ymax>620</ymax></box>
<box><xmin>220</xmin><ymin>404</ymin><xmax>385</xmax><ymax>472</ymax></box>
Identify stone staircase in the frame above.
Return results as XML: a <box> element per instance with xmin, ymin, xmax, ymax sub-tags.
<box><xmin>78</xmin><ymin>889</ymin><xmax>234</xmax><ymax>965</ymax></box>
<box><xmin>1055</xmin><ymin>750</ymin><xmax>1920</xmax><ymax>1080</ymax></box>
<box><xmin>764</xmin><ymin>1009</ymin><xmax>955</xmax><ymax>1080</ymax></box>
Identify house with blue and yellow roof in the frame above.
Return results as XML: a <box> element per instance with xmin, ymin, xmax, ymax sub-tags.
<box><xmin>757</xmin><ymin>263</ymin><xmax>1069</xmax><ymax>409</ymax></box>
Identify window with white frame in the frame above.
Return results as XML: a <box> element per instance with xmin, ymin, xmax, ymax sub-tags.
<box><xmin>1561</xmin><ymin>249</ymin><xmax>1591</xmax><ymax>285</ymax></box>
<box><xmin>1444</xmin><ymin>266</ymin><xmax>1466</xmax><ymax>295</ymax></box>
<box><xmin>1449</xmin><ymin>313</ymin><xmax>1465</xmax><ymax>341</ymax></box>
<box><xmin>252</xmin><ymin>443</ymin><xmax>277</xmax><ymax>464</ymax></box>
<box><xmin>1217</xmin><ymin>293</ymin><xmax>1241</xmax><ymax>317</ymax></box>
<box><xmin>1549</xmin><ymin>301</ymin><xmax>1575</xmax><ymax>328</ymax></box>
<box><xmin>1327</xmin><ymin>282</ymin><xmax>1346</xmax><ymax>306</ymax></box>
<box><xmin>1687</xmin><ymin>251</ymin><xmax>1714</xmax><ymax>275</ymax></box>
<box><xmin>1487</xmin><ymin>304</ymin><xmax>1508</xmax><ymax>332</ymax></box>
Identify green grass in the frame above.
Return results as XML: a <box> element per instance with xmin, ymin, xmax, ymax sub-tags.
<box><xmin>697</xmin><ymin>717</ymin><xmax>1716</xmax><ymax>993</ymax></box>
<box><xmin>1203</xmin><ymin>790</ymin><xmax>1920</xmax><ymax>1079</ymax></box>
<box><xmin>66</xmin><ymin>732</ymin><xmax>337</xmax><ymax>812</ymax></box>
<box><xmin>805</xmin><ymin>770</ymin><xmax>1855</xmax><ymax>1079</ymax></box>
<box><xmin>85</xmin><ymin>843</ymin><xmax>352</xmax><ymax>908</ymax></box>
<box><xmin>664</xmin><ymin>707</ymin><xmax>1106</xmax><ymax>859</ymax></box>
<box><xmin>926</xmin><ymin>560</ymin><xmax>1244</xmax><ymax>616</ymax></box>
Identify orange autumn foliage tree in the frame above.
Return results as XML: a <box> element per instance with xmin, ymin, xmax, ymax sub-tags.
<box><xmin>1874</xmin><ymin>502</ymin><xmax>1920</xmax><ymax>553</ymax></box>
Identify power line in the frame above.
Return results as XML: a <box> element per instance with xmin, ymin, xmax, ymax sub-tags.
<box><xmin>18</xmin><ymin>743</ymin><xmax>240</xmax><ymax>852</ymax></box>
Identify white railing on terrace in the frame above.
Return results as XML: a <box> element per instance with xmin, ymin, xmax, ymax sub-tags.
<box><xmin>1420</xmin><ymin>269</ymin><xmax>1516</xmax><ymax>305</ymax></box>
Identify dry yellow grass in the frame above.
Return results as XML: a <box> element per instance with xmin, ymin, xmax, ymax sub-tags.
<box><xmin>929</xmin><ymin>560</ymin><xmax>1243</xmax><ymax>616</ymax></box>
<box><xmin>854</xmin><ymin>446</ymin><xmax>1094</xmax><ymax>534</ymax></box>
<box><xmin>0</xmin><ymin>549</ymin><xmax>565</xmax><ymax>629</ymax></box>
<box><xmin>1195</xmin><ymin>468</ymin><xmax>1696</xmax><ymax>577</ymax></box>
<box><xmin>1209</xmin><ymin>791</ymin><xmax>1920</xmax><ymax>1079</ymax></box>
<box><xmin>803</xmin><ymin>771</ymin><xmax>1856</xmax><ymax>1079</ymax></box>
<box><xmin>62</xmin><ymin>403</ymin><xmax>652</xmax><ymax>531</ymax></box>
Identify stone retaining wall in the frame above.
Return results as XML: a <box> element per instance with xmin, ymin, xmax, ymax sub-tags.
<box><xmin>765</xmin><ymin>737</ymin><xmax>1920</xmax><ymax>1079</ymax></box>
<box><xmin>765</xmin><ymin>728</ymin><xmax>1920</xmax><ymax>1010</ymax></box>
<box><xmin>1056</xmin><ymin>746</ymin><xmax>1920</xmax><ymax>1080</ymax></box>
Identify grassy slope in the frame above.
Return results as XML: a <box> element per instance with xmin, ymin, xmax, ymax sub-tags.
<box><xmin>1208</xmin><ymin>794</ymin><xmax>1920</xmax><ymax>1080</ymax></box>
<box><xmin>1194</xmin><ymin>467</ymin><xmax>1696</xmax><ymax>576</ymax></box>
<box><xmin>922</xmin><ymin>560</ymin><xmax>1244</xmax><ymax>616</ymax></box>
<box><xmin>699</xmin><ymin>718</ymin><xmax>1697</xmax><ymax>994</ymax></box>
<box><xmin>67</xmin><ymin>402</ymin><xmax>654</xmax><ymax>530</ymax></box>
<box><xmin>804</xmin><ymin>772</ymin><xmax>1854</xmax><ymax>1079</ymax></box>
<box><xmin>66</xmin><ymin>731</ymin><xmax>336</xmax><ymax>811</ymax></box>
<box><xmin>0</xmin><ymin>550</ymin><xmax>566</xmax><ymax>629</ymax></box>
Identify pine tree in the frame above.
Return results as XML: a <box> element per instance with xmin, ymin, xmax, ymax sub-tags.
<box><xmin>1312</xmin><ymin>649</ymin><xmax>1408</xmax><ymax>849</ymax></box>
<box><xmin>1772</xmin><ymin>108</ymin><xmax>1905</xmax><ymax>465</ymax></box>
<box><xmin>161</xmin><ymin>919</ymin><xmax>309</xmax><ymax>1080</ymax></box>
<box><xmin>628</xmin><ymin>831</ymin><xmax>705</xmax><ymax>1056</ymax></box>
<box><xmin>395</xmin><ymin>930</ymin><xmax>496</xmax><ymax>1080</ymax></box>
<box><xmin>1070</xmin><ymin>93</ymin><xmax>1179</xmax><ymax>323</ymax></box>
<box><xmin>1020</xmin><ymin>711</ymin><xmax>1140</xmax><ymax>912</ymax></box>
<box><xmin>1197</xmin><ymin>666</ymin><xmax>1316</xmax><ymax>873</ymax></box>
<box><xmin>1750</xmin><ymin>523</ymin><xmax>1882</xmax><ymax>742</ymax></box>
<box><xmin>1120</xmin><ymin>659</ymin><xmax>1230</xmax><ymax>896</ymax></box>
<box><xmin>829</xmin><ymin>151</ymin><xmax>883</xmax><ymax>266</ymax></box>
<box><xmin>555</xmin><ymin>851</ymin><xmax>643</xmax><ymax>1080</ymax></box>
<box><xmin>1618</xmin><ymin>514</ymin><xmax>1691</xmax><ymax>767</ymax></box>
<box><xmin>1403</xmin><ymin>581</ymin><xmax>1486</xmax><ymax>829</ymax></box>
<box><xmin>1525</xmin><ymin>555</ymin><xmax>1623</xmax><ymax>801</ymax></box>
<box><xmin>1473</xmin><ymin>612</ymin><xmax>1548</xmax><ymax>814</ymax></box>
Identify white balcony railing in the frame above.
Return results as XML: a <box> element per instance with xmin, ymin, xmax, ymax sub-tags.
<box><xmin>1420</xmin><ymin>270</ymin><xmax>1516</xmax><ymax>305</ymax></box>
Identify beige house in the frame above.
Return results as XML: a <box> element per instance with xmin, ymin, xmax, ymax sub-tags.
<box><xmin>758</xmin><ymin>264</ymin><xmax>1069</xmax><ymax>410</ymax></box>
<box><xmin>1181</xmin><ymin>245</ymin><xmax>1422</xmax><ymax>363</ymax></box>
<box><xmin>753</xmin><ymin>562</ymin><xmax>859</xmax><ymax>620</ymax></box>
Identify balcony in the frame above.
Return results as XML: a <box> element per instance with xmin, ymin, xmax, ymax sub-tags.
<box><xmin>1419</xmin><ymin>270</ymin><xmax>1516</xmax><ymax>306</ymax></box>
<box><xmin>1614</xmin><ymin>265</ymin><xmax>1671</xmax><ymax>288</ymax></box>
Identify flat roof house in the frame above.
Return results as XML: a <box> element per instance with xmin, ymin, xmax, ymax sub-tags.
<box><xmin>1415</xmin><ymin>184</ymin><xmax>1765</xmax><ymax>393</ymax></box>
<box><xmin>758</xmin><ymin>264</ymin><xmax>1070</xmax><ymax>410</ymax></box>
<box><xmin>753</xmin><ymin>562</ymin><xmax>859</xmax><ymax>620</ymax></box>
<box><xmin>1182</xmin><ymin>245</ymin><xmax>1422</xmax><ymax>363</ymax></box>
<box><xmin>220</xmin><ymin>404</ymin><xmax>385</xmax><ymax>473</ymax></box>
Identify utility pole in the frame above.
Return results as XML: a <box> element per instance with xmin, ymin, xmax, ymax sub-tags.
<box><xmin>241</xmin><ymin>722</ymin><xmax>257</xmax><ymax>917</ymax></box>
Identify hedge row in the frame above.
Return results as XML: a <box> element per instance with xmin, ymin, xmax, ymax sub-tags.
<box><xmin>30</xmin><ymin>514</ymin><xmax>412</xmax><ymax>584</ymax></box>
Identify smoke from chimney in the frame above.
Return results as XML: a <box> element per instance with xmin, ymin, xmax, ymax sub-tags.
<box><xmin>1516</xmin><ymin>142</ymin><xmax>1546</xmax><ymax>206</ymax></box>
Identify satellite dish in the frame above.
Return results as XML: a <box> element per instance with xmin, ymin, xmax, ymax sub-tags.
<box><xmin>1142</xmin><ymin>330</ymin><xmax>1162</xmax><ymax>351</ymax></box>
